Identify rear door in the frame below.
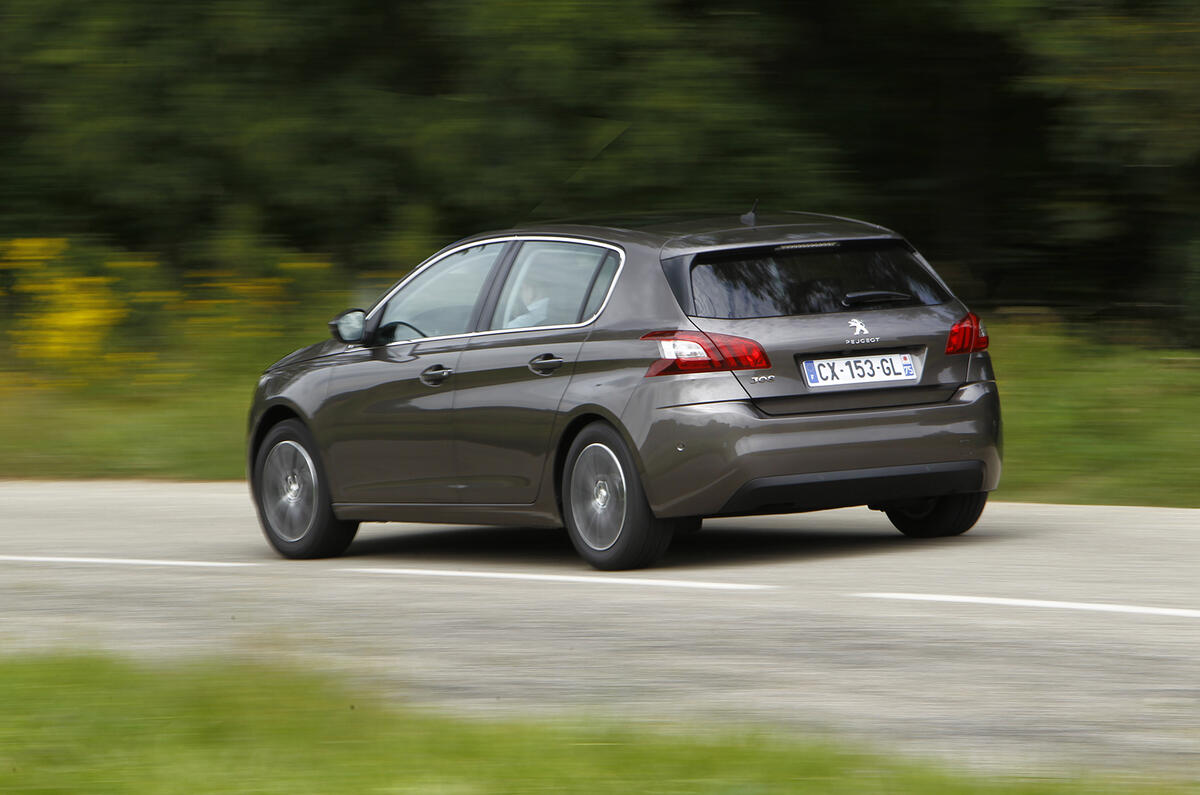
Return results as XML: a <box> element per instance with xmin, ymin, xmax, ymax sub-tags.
<box><xmin>453</xmin><ymin>240</ymin><xmax>621</xmax><ymax>504</ymax></box>
<box><xmin>684</xmin><ymin>240</ymin><xmax>971</xmax><ymax>415</ymax></box>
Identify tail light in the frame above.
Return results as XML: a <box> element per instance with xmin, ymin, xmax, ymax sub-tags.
<box><xmin>641</xmin><ymin>330</ymin><xmax>770</xmax><ymax>377</ymax></box>
<box><xmin>945</xmin><ymin>312</ymin><xmax>989</xmax><ymax>354</ymax></box>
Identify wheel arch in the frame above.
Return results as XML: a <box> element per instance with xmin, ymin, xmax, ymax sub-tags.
<box><xmin>550</xmin><ymin>407</ymin><xmax>646</xmax><ymax>518</ymax></box>
<box><xmin>247</xmin><ymin>402</ymin><xmax>307</xmax><ymax>481</ymax></box>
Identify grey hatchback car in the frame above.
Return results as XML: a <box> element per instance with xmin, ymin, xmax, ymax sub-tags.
<box><xmin>248</xmin><ymin>212</ymin><xmax>1001</xmax><ymax>569</ymax></box>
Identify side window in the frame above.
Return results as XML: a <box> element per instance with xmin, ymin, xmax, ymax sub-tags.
<box><xmin>579</xmin><ymin>252</ymin><xmax>619</xmax><ymax>321</ymax></box>
<box><xmin>377</xmin><ymin>243</ymin><xmax>505</xmax><ymax>342</ymax></box>
<box><xmin>488</xmin><ymin>242</ymin><xmax>619</xmax><ymax>331</ymax></box>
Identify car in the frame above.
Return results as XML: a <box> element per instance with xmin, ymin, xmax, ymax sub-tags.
<box><xmin>247</xmin><ymin>211</ymin><xmax>1001</xmax><ymax>569</ymax></box>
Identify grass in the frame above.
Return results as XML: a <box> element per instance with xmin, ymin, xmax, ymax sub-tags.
<box><xmin>0</xmin><ymin>379</ymin><xmax>252</xmax><ymax>479</ymax></box>
<box><xmin>987</xmin><ymin>317</ymin><xmax>1200</xmax><ymax>508</ymax></box>
<box><xmin>0</xmin><ymin>335</ymin><xmax>285</xmax><ymax>480</ymax></box>
<box><xmin>0</xmin><ymin>317</ymin><xmax>1197</xmax><ymax>508</ymax></box>
<box><xmin>0</xmin><ymin>654</ymin><xmax>1192</xmax><ymax>794</ymax></box>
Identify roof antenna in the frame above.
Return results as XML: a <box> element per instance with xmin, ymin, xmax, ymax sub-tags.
<box><xmin>740</xmin><ymin>199</ymin><xmax>759</xmax><ymax>227</ymax></box>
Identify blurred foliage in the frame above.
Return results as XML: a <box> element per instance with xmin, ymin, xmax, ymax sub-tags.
<box><xmin>0</xmin><ymin>235</ymin><xmax>355</xmax><ymax>389</ymax></box>
<box><xmin>0</xmin><ymin>0</ymin><xmax>1197</xmax><ymax>338</ymax></box>
<box><xmin>2</xmin><ymin>654</ymin><xmax>1197</xmax><ymax>793</ymax></box>
<box><xmin>1</xmin><ymin>1</ymin><xmax>1199</xmax><ymax>488</ymax></box>
<box><xmin>990</xmin><ymin>315</ymin><xmax>1200</xmax><ymax>508</ymax></box>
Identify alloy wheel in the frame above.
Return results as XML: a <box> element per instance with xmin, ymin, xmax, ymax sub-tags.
<box><xmin>261</xmin><ymin>440</ymin><xmax>318</xmax><ymax>542</ymax></box>
<box><xmin>569</xmin><ymin>442</ymin><xmax>627</xmax><ymax>551</ymax></box>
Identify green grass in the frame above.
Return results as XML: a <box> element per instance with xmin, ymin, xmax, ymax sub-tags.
<box><xmin>988</xmin><ymin>318</ymin><xmax>1200</xmax><ymax>507</ymax></box>
<box><xmin>0</xmin><ymin>318</ymin><xmax>1197</xmax><ymax>507</ymax></box>
<box><xmin>0</xmin><ymin>335</ymin><xmax>285</xmax><ymax>480</ymax></box>
<box><xmin>0</xmin><ymin>379</ymin><xmax>252</xmax><ymax>479</ymax></box>
<box><xmin>0</xmin><ymin>655</ymin><xmax>1191</xmax><ymax>794</ymax></box>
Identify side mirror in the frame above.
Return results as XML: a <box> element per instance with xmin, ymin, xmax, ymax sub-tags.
<box><xmin>329</xmin><ymin>309</ymin><xmax>367</xmax><ymax>344</ymax></box>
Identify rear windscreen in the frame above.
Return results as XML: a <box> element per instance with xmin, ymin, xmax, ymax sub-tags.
<box><xmin>689</xmin><ymin>241</ymin><xmax>950</xmax><ymax>319</ymax></box>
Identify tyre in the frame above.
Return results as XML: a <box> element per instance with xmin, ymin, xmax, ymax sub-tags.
<box><xmin>253</xmin><ymin>419</ymin><xmax>358</xmax><ymax>558</ymax></box>
<box><xmin>562</xmin><ymin>422</ymin><xmax>674</xmax><ymax>570</ymax></box>
<box><xmin>885</xmin><ymin>491</ymin><xmax>988</xmax><ymax>538</ymax></box>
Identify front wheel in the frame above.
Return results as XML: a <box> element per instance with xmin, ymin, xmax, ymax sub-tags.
<box><xmin>562</xmin><ymin>423</ymin><xmax>674</xmax><ymax>570</ymax></box>
<box><xmin>253</xmin><ymin>419</ymin><xmax>358</xmax><ymax>558</ymax></box>
<box><xmin>885</xmin><ymin>491</ymin><xmax>988</xmax><ymax>538</ymax></box>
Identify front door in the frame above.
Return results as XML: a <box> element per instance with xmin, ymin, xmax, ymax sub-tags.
<box><xmin>319</xmin><ymin>240</ymin><xmax>508</xmax><ymax>504</ymax></box>
<box><xmin>319</xmin><ymin>339</ymin><xmax>467</xmax><ymax>504</ymax></box>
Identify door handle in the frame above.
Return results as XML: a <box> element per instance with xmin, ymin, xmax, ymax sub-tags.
<box><xmin>528</xmin><ymin>353</ymin><xmax>565</xmax><ymax>375</ymax></box>
<box><xmin>419</xmin><ymin>364</ymin><xmax>453</xmax><ymax>386</ymax></box>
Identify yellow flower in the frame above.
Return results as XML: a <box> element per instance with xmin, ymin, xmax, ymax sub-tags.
<box><xmin>13</xmin><ymin>274</ymin><xmax>128</xmax><ymax>363</ymax></box>
<box><xmin>1</xmin><ymin>238</ymin><xmax>69</xmax><ymax>270</ymax></box>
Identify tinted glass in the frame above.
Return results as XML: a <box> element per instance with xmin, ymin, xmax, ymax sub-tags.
<box><xmin>690</xmin><ymin>241</ymin><xmax>949</xmax><ymax>319</ymax></box>
<box><xmin>579</xmin><ymin>252</ymin><xmax>619</xmax><ymax>321</ymax></box>
<box><xmin>489</xmin><ymin>242</ymin><xmax>614</xmax><ymax>330</ymax></box>
<box><xmin>378</xmin><ymin>242</ymin><xmax>504</xmax><ymax>341</ymax></box>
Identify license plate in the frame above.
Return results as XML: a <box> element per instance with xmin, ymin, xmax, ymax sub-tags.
<box><xmin>801</xmin><ymin>352</ymin><xmax>919</xmax><ymax>388</ymax></box>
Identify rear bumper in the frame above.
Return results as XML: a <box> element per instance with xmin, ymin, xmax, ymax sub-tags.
<box><xmin>718</xmin><ymin>460</ymin><xmax>986</xmax><ymax>516</ymax></box>
<box><xmin>631</xmin><ymin>380</ymin><xmax>1002</xmax><ymax>517</ymax></box>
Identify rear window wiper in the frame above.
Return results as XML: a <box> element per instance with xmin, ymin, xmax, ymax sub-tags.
<box><xmin>840</xmin><ymin>290</ymin><xmax>913</xmax><ymax>307</ymax></box>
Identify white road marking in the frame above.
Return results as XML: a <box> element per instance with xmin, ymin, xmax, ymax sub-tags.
<box><xmin>855</xmin><ymin>592</ymin><xmax>1200</xmax><ymax>619</ymax></box>
<box><xmin>0</xmin><ymin>554</ymin><xmax>260</xmax><ymax>568</ymax></box>
<box><xmin>0</xmin><ymin>555</ymin><xmax>767</xmax><ymax>589</ymax></box>
<box><xmin>340</xmin><ymin>567</ymin><xmax>774</xmax><ymax>591</ymax></box>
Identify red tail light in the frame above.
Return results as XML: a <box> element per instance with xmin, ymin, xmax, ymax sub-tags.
<box><xmin>945</xmin><ymin>312</ymin><xmax>989</xmax><ymax>354</ymax></box>
<box><xmin>641</xmin><ymin>330</ymin><xmax>771</xmax><ymax>377</ymax></box>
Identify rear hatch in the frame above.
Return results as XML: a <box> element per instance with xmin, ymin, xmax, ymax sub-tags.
<box><xmin>681</xmin><ymin>239</ymin><xmax>971</xmax><ymax>415</ymax></box>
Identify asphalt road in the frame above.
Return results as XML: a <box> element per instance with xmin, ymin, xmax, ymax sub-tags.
<box><xmin>2</xmin><ymin>480</ymin><xmax>1198</xmax><ymax>778</ymax></box>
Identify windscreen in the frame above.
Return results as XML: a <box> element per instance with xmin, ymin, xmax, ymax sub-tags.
<box><xmin>689</xmin><ymin>241</ymin><xmax>950</xmax><ymax>319</ymax></box>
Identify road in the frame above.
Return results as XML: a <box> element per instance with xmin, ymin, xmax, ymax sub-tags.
<box><xmin>2</xmin><ymin>481</ymin><xmax>1198</xmax><ymax>777</ymax></box>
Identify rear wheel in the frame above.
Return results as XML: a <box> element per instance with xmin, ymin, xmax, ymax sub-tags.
<box><xmin>253</xmin><ymin>420</ymin><xmax>358</xmax><ymax>558</ymax></box>
<box><xmin>562</xmin><ymin>423</ymin><xmax>673</xmax><ymax>570</ymax></box>
<box><xmin>885</xmin><ymin>491</ymin><xmax>988</xmax><ymax>538</ymax></box>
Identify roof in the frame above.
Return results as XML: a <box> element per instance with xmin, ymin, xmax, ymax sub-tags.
<box><xmin>505</xmin><ymin>211</ymin><xmax>899</xmax><ymax>258</ymax></box>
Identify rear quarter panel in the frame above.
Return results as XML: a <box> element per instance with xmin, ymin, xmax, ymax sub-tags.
<box><xmin>552</xmin><ymin>244</ymin><xmax>754</xmax><ymax>502</ymax></box>
<box><xmin>553</xmin><ymin>243</ymin><xmax>693</xmax><ymax>474</ymax></box>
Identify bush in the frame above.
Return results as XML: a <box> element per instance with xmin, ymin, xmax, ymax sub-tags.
<box><xmin>0</xmin><ymin>236</ymin><xmax>355</xmax><ymax>387</ymax></box>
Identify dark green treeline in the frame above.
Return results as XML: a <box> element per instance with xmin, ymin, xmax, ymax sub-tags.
<box><xmin>1</xmin><ymin>0</ymin><xmax>1198</xmax><ymax>336</ymax></box>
